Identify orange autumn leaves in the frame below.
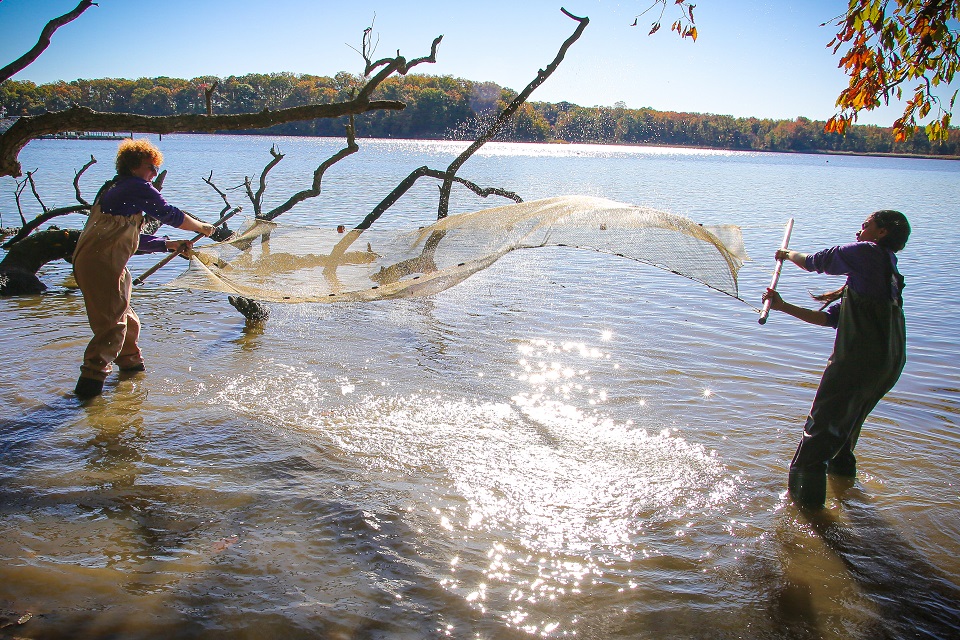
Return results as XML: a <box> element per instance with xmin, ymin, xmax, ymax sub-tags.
<box><xmin>824</xmin><ymin>0</ymin><xmax>958</xmax><ymax>142</ymax></box>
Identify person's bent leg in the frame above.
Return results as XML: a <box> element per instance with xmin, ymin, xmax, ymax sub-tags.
<box><xmin>827</xmin><ymin>445</ymin><xmax>857</xmax><ymax>478</ymax></box>
<box><xmin>116</xmin><ymin>296</ymin><xmax>145</xmax><ymax>372</ymax></box>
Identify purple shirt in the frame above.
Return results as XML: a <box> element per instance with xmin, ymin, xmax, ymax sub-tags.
<box><xmin>99</xmin><ymin>175</ymin><xmax>186</xmax><ymax>254</ymax></box>
<box><xmin>804</xmin><ymin>241</ymin><xmax>899</xmax><ymax>328</ymax></box>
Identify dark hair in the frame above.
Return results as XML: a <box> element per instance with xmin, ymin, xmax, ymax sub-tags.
<box><xmin>812</xmin><ymin>209</ymin><xmax>911</xmax><ymax>307</ymax></box>
<box><xmin>870</xmin><ymin>209</ymin><xmax>910</xmax><ymax>252</ymax></box>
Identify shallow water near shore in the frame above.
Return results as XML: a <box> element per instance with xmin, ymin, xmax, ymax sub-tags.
<box><xmin>1</xmin><ymin>135</ymin><xmax>959</xmax><ymax>638</ymax></box>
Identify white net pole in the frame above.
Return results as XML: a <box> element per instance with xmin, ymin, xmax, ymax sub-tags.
<box><xmin>758</xmin><ymin>218</ymin><xmax>795</xmax><ymax>325</ymax></box>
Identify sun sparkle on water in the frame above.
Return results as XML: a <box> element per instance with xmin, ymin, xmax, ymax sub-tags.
<box><xmin>211</xmin><ymin>335</ymin><xmax>741</xmax><ymax>635</ymax></box>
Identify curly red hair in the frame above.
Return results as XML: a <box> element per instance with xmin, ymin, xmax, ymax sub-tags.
<box><xmin>115</xmin><ymin>138</ymin><xmax>163</xmax><ymax>176</ymax></box>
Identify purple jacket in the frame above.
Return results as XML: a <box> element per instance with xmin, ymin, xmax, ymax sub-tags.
<box><xmin>805</xmin><ymin>241</ymin><xmax>899</xmax><ymax>328</ymax></box>
<box><xmin>98</xmin><ymin>175</ymin><xmax>187</xmax><ymax>253</ymax></box>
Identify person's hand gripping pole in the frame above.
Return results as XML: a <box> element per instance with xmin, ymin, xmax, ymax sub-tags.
<box><xmin>758</xmin><ymin>218</ymin><xmax>794</xmax><ymax>325</ymax></box>
<box><xmin>134</xmin><ymin>206</ymin><xmax>242</xmax><ymax>286</ymax></box>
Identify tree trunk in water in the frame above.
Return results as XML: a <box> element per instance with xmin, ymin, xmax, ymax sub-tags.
<box><xmin>0</xmin><ymin>228</ymin><xmax>79</xmax><ymax>295</ymax></box>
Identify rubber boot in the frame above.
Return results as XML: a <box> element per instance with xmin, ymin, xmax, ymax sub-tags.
<box><xmin>788</xmin><ymin>467</ymin><xmax>826</xmax><ymax>509</ymax></box>
<box><xmin>827</xmin><ymin>450</ymin><xmax>856</xmax><ymax>478</ymax></box>
<box><xmin>74</xmin><ymin>376</ymin><xmax>104</xmax><ymax>399</ymax></box>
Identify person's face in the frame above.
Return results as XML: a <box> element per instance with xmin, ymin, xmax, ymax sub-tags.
<box><xmin>132</xmin><ymin>158</ymin><xmax>159</xmax><ymax>181</ymax></box>
<box><xmin>856</xmin><ymin>216</ymin><xmax>888</xmax><ymax>243</ymax></box>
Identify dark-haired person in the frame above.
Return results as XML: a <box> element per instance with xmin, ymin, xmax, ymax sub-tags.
<box><xmin>72</xmin><ymin>139</ymin><xmax>214</xmax><ymax>399</ymax></box>
<box><xmin>762</xmin><ymin>210</ymin><xmax>911</xmax><ymax>508</ymax></box>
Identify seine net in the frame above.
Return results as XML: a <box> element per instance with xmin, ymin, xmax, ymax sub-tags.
<box><xmin>167</xmin><ymin>195</ymin><xmax>749</xmax><ymax>303</ymax></box>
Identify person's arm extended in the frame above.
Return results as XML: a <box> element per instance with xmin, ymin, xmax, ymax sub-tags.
<box><xmin>762</xmin><ymin>288</ymin><xmax>832</xmax><ymax>326</ymax></box>
<box><xmin>177</xmin><ymin>214</ymin><xmax>214</xmax><ymax>237</ymax></box>
<box><xmin>134</xmin><ymin>180</ymin><xmax>213</xmax><ymax>236</ymax></box>
<box><xmin>136</xmin><ymin>235</ymin><xmax>197</xmax><ymax>256</ymax></box>
<box><xmin>775</xmin><ymin>249</ymin><xmax>810</xmax><ymax>271</ymax></box>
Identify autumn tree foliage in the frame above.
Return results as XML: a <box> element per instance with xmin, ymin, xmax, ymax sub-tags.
<box><xmin>825</xmin><ymin>0</ymin><xmax>959</xmax><ymax>141</ymax></box>
<box><xmin>640</xmin><ymin>1</ymin><xmax>959</xmax><ymax>142</ymax></box>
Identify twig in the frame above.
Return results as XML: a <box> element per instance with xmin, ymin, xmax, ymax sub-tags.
<box><xmin>13</xmin><ymin>179</ymin><xmax>27</xmax><ymax>226</ymax></box>
<box><xmin>73</xmin><ymin>155</ymin><xmax>97</xmax><ymax>207</ymax></box>
<box><xmin>26</xmin><ymin>170</ymin><xmax>48</xmax><ymax>212</ymax></box>
<box><xmin>247</xmin><ymin>145</ymin><xmax>284</xmax><ymax>217</ymax></box>
<box><xmin>205</xmin><ymin>81</ymin><xmax>219</xmax><ymax>116</ymax></box>
<box><xmin>202</xmin><ymin>171</ymin><xmax>235</xmax><ymax>217</ymax></box>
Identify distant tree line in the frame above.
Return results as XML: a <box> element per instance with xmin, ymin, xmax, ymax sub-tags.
<box><xmin>2</xmin><ymin>72</ymin><xmax>958</xmax><ymax>156</ymax></box>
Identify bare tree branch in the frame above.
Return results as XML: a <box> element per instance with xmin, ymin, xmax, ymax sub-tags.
<box><xmin>73</xmin><ymin>155</ymin><xmax>96</xmax><ymax>207</ymax></box>
<box><xmin>0</xmin><ymin>99</ymin><xmax>405</xmax><ymax>178</ymax></box>
<box><xmin>204</xmin><ymin>81</ymin><xmax>219</xmax><ymax>116</ymax></box>
<box><xmin>26</xmin><ymin>170</ymin><xmax>48</xmax><ymax>212</ymax></box>
<box><xmin>1</xmin><ymin>27</ymin><xmax>444</xmax><ymax>179</ymax></box>
<box><xmin>313</xmin><ymin>8</ymin><xmax>589</xmax><ymax>289</ymax></box>
<box><xmin>0</xmin><ymin>203</ymin><xmax>88</xmax><ymax>250</ymax></box>
<box><xmin>2</xmin><ymin>157</ymin><xmax>99</xmax><ymax>248</ymax></box>
<box><xmin>359</xmin><ymin>35</ymin><xmax>444</xmax><ymax>99</ymax></box>
<box><xmin>245</xmin><ymin>144</ymin><xmax>285</xmax><ymax>217</ymax></box>
<box><xmin>349</xmin><ymin>8</ymin><xmax>588</xmax><ymax>233</ymax></box>
<box><xmin>0</xmin><ymin>1</ymin><xmax>97</xmax><ymax>84</ymax></box>
<box><xmin>437</xmin><ymin>8</ymin><xmax>589</xmax><ymax>217</ymax></box>
<box><xmin>13</xmin><ymin>179</ymin><xmax>28</xmax><ymax>226</ymax></box>
<box><xmin>242</xmin><ymin>176</ymin><xmax>257</xmax><ymax>216</ymax></box>
<box><xmin>353</xmin><ymin>167</ymin><xmax>521</xmax><ymax>232</ymax></box>
<box><xmin>202</xmin><ymin>171</ymin><xmax>235</xmax><ymax>217</ymax></box>
<box><xmin>263</xmin><ymin>115</ymin><xmax>359</xmax><ymax>220</ymax></box>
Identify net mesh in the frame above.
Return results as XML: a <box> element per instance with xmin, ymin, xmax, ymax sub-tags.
<box><xmin>166</xmin><ymin>195</ymin><xmax>749</xmax><ymax>303</ymax></box>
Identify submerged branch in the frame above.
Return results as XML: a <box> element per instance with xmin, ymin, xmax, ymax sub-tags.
<box><xmin>73</xmin><ymin>155</ymin><xmax>97</xmax><ymax>207</ymax></box>
<box><xmin>0</xmin><ymin>204</ymin><xmax>88</xmax><ymax>250</ymax></box>
<box><xmin>2</xmin><ymin>157</ymin><xmax>100</xmax><ymax>249</ymax></box>
<box><xmin>262</xmin><ymin>116</ymin><xmax>359</xmax><ymax>221</ymax></box>
<box><xmin>26</xmin><ymin>171</ymin><xmax>49</xmax><ymax>212</ymax></box>
<box><xmin>245</xmin><ymin>145</ymin><xmax>284</xmax><ymax>217</ymax></box>
<box><xmin>0</xmin><ymin>228</ymin><xmax>81</xmax><ymax>295</ymax></box>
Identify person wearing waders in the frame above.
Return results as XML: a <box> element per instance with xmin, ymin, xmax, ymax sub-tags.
<box><xmin>761</xmin><ymin>210</ymin><xmax>910</xmax><ymax>508</ymax></box>
<box><xmin>73</xmin><ymin>139</ymin><xmax>215</xmax><ymax>399</ymax></box>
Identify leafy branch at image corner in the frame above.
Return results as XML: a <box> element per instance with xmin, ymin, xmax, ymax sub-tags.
<box><xmin>824</xmin><ymin>0</ymin><xmax>959</xmax><ymax>142</ymax></box>
<box><xmin>635</xmin><ymin>1</ymin><xmax>959</xmax><ymax>143</ymax></box>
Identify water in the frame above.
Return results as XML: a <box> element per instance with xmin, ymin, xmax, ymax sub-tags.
<box><xmin>1</xmin><ymin>135</ymin><xmax>959</xmax><ymax>638</ymax></box>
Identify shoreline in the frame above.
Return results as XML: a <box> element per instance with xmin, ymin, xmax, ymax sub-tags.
<box><xmin>24</xmin><ymin>127</ymin><xmax>960</xmax><ymax>161</ymax></box>
<box><xmin>153</xmin><ymin>131</ymin><xmax>960</xmax><ymax>162</ymax></box>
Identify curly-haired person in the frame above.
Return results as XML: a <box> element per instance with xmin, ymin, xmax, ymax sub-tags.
<box><xmin>72</xmin><ymin>139</ymin><xmax>214</xmax><ymax>399</ymax></box>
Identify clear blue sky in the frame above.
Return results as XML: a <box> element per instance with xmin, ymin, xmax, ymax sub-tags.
<box><xmin>0</xmin><ymin>0</ymin><xmax>939</xmax><ymax>126</ymax></box>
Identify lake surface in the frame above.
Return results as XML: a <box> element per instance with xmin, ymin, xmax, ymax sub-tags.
<box><xmin>1</xmin><ymin>134</ymin><xmax>959</xmax><ymax>639</ymax></box>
